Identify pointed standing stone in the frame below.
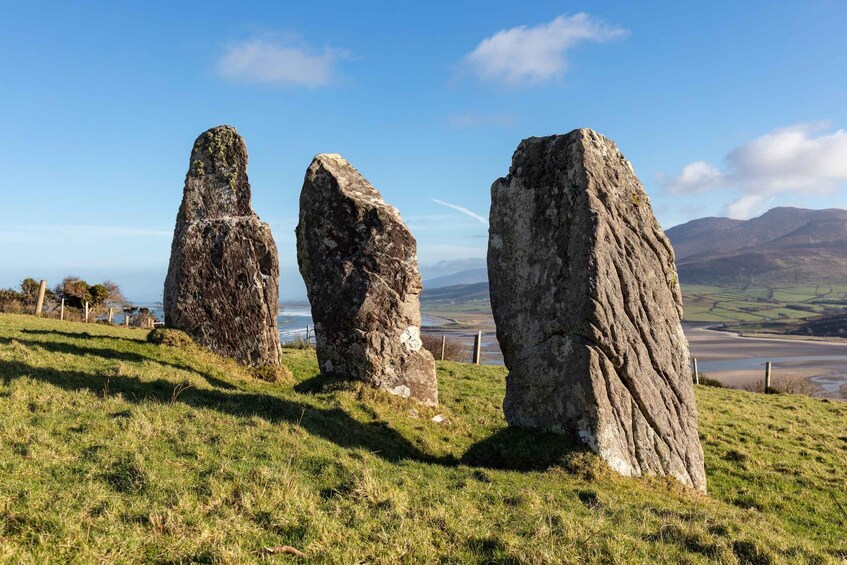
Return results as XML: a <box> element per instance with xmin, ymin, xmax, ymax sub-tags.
<box><xmin>164</xmin><ymin>125</ymin><xmax>281</xmax><ymax>367</ymax></box>
<box><xmin>296</xmin><ymin>154</ymin><xmax>438</xmax><ymax>405</ymax></box>
<box><xmin>488</xmin><ymin>129</ymin><xmax>706</xmax><ymax>492</ymax></box>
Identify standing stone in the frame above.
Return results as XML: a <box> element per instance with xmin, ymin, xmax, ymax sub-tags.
<box><xmin>164</xmin><ymin>125</ymin><xmax>281</xmax><ymax>367</ymax></box>
<box><xmin>296</xmin><ymin>154</ymin><xmax>438</xmax><ymax>405</ymax></box>
<box><xmin>488</xmin><ymin>129</ymin><xmax>706</xmax><ymax>492</ymax></box>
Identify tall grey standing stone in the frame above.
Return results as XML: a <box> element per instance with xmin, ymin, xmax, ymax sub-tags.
<box><xmin>488</xmin><ymin>129</ymin><xmax>706</xmax><ymax>492</ymax></box>
<box><xmin>164</xmin><ymin>125</ymin><xmax>281</xmax><ymax>367</ymax></box>
<box><xmin>296</xmin><ymin>154</ymin><xmax>438</xmax><ymax>405</ymax></box>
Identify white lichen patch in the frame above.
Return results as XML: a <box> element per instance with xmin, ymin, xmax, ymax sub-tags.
<box><xmin>390</xmin><ymin>385</ymin><xmax>411</xmax><ymax>398</ymax></box>
<box><xmin>400</xmin><ymin>326</ymin><xmax>422</xmax><ymax>352</ymax></box>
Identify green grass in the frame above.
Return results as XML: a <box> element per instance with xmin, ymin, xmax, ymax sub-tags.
<box><xmin>681</xmin><ymin>284</ymin><xmax>847</xmax><ymax>325</ymax></box>
<box><xmin>0</xmin><ymin>313</ymin><xmax>845</xmax><ymax>562</ymax></box>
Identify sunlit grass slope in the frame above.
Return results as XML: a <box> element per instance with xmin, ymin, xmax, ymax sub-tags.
<box><xmin>0</xmin><ymin>313</ymin><xmax>845</xmax><ymax>563</ymax></box>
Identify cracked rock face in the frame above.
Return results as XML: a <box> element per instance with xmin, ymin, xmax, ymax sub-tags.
<box><xmin>296</xmin><ymin>154</ymin><xmax>438</xmax><ymax>405</ymax></box>
<box><xmin>488</xmin><ymin>129</ymin><xmax>706</xmax><ymax>492</ymax></box>
<box><xmin>164</xmin><ymin>125</ymin><xmax>281</xmax><ymax>367</ymax></box>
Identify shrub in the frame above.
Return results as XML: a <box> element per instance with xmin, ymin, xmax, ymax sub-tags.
<box><xmin>697</xmin><ymin>374</ymin><xmax>725</xmax><ymax>388</ymax></box>
<box><xmin>250</xmin><ymin>364</ymin><xmax>292</xmax><ymax>383</ymax></box>
<box><xmin>421</xmin><ymin>334</ymin><xmax>467</xmax><ymax>362</ymax></box>
<box><xmin>282</xmin><ymin>335</ymin><xmax>313</xmax><ymax>350</ymax></box>
<box><xmin>147</xmin><ymin>328</ymin><xmax>194</xmax><ymax>348</ymax></box>
<box><xmin>125</xmin><ymin>307</ymin><xmax>157</xmax><ymax>328</ymax></box>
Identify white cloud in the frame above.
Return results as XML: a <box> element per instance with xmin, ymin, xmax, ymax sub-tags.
<box><xmin>431</xmin><ymin>199</ymin><xmax>489</xmax><ymax>225</ymax></box>
<box><xmin>217</xmin><ymin>37</ymin><xmax>348</xmax><ymax>87</ymax></box>
<box><xmin>447</xmin><ymin>113</ymin><xmax>515</xmax><ymax>128</ymax></box>
<box><xmin>725</xmin><ymin>195</ymin><xmax>766</xmax><ymax>220</ymax></box>
<box><xmin>726</xmin><ymin>124</ymin><xmax>847</xmax><ymax>193</ymax></box>
<box><xmin>464</xmin><ymin>13</ymin><xmax>628</xmax><ymax>86</ymax></box>
<box><xmin>661</xmin><ymin>161</ymin><xmax>724</xmax><ymax>194</ymax></box>
<box><xmin>660</xmin><ymin>123</ymin><xmax>847</xmax><ymax>218</ymax></box>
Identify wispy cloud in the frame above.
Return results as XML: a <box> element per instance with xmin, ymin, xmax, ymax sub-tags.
<box><xmin>659</xmin><ymin>123</ymin><xmax>847</xmax><ymax>219</ymax></box>
<box><xmin>447</xmin><ymin>112</ymin><xmax>516</xmax><ymax>128</ymax></box>
<box><xmin>217</xmin><ymin>35</ymin><xmax>349</xmax><ymax>87</ymax></box>
<box><xmin>431</xmin><ymin>199</ymin><xmax>488</xmax><ymax>225</ymax></box>
<box><xmin>463</xmin><ymin>13</ymin><xmax>628</xmax><ymax>87</ymax></box>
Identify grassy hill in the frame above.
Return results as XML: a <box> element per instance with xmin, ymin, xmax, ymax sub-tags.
<box><xmin>681</xmin><ymin>284</ymin><xmax>847</xmax><ymax>325</ymax></box>
<box><xmin>0</xmin><ymin>313</ymin><xmax>845</xmax><ymax>562</ymax></box>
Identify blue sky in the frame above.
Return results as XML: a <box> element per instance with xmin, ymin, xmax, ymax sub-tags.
<box><xmin>2</xmin><ymin>1</ymin><xmax>846</xmax><ymax>302</ymax></box>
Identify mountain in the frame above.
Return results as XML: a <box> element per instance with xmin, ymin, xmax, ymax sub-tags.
<box><xmin>424</xmin><ymin>268</ymin><xmax>488</xmax><ymax>289</ymax></box>
<box><xmin>667</xmin><ymin>207</ymin><xmax>847</xmax><ymax>286</ymax></box>
<box><xmin>420</xmin><ymin>281</ymin><xmax>489</xmax><ymax>305</ymax></box>
<box><xmin>422</xmin><ymin>207</ymin><xmax>847</xmax><ymax>303</ymax></box>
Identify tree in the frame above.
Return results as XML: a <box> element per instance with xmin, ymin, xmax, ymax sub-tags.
<box><xmin>89</xmin><ymin>284</ymin><xmax>110</xmax><ymax>306</ymax></box>
<box><xmin>20</xmin><ymin>278</ymin><xmax>41</xmax><ymax>304</ymax></box>
<box><xmin>53</xmin><ymin>277</ymin><xmax>127</xmax><ymax>320</ymax></box>
<box><xmin>102</xmin><ymin>281</ymin><xmax>128</xmax><ymax>310</ymax></box>
<box><xmin>55</xmin><ymin>277</ymin><xmax>91</xmax><ymax>309</ymax></box>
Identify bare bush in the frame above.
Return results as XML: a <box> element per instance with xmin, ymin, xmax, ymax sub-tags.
<box><xmin>772</xmin><ymin>375</ymin><xmax>819</xmax><ymax>396</ymax></box>
<box><xmin>421</xmin><ymin>334</ymin><xmax>467</xmax><ymax>362</ymax></box>
<box><xmin>737</xmin><ymin>375</ymin><xmax>818</xmax><ymax>397</ymax></box>
<box><xmin>740</xmin><ymin>379</ymin><xmax>766</xmax><ymax>394</ymax></box>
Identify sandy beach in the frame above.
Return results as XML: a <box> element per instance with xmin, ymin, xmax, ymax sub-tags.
<box><xmin>686</xmin><ymin>325</ymin><xmax>847</xmax><ymax>398</ymax></box>
<box><xmin>420</xmin><ymin>313</ymin><xmax>847</xmax><ymax>399</ymax></box>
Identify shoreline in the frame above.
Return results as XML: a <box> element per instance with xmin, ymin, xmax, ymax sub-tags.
<box><xmin>687</xmin><ymin>325</ymin><xmax>847</xmax><ymax>399</ymax></box>
<box><xmin>280</xmin><ymin>305</ymin><xmax>847</xmax><ymax>399</ymax></box>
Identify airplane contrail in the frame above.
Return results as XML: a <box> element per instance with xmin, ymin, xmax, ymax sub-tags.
<box><xmin>430</xmin><ymin>199</ymin><xmax>488</xmax><ymax>225</ymax></box>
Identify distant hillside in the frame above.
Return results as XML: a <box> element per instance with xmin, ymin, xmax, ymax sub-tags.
<box><xmin>421</xmin><ymin>207</ymin><xmax>847</xmax><ymax>315</ymax></box>
<box><xmin>421</xmin><ymin>281</ymin><xmax>489</xmax><ymax>305</ymax></box>
<box><xmin>424</xmin><ymin>268</ymin><xmax>488</xmax><ymax>289</ymax></box>
<box><xmin>787</xmin><ymin>312</ymin><xmax>847</xmax><ymax>337</ymax></box>
<box><xmin>667</xmin><ymin>207</ymin><xmax>847</xmax><ymax>286</ymax></box>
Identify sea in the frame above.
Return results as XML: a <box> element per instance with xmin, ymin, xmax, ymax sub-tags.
<box><xmin>277</xmin><ymin>304</ymin><xmax>444</xmax><ymax>343</ymax></box>
<box><xmin>278</xmin><ymin>304</ymin><xmax>315</xmax><ymax>342</ymax></box>
<box><xmin>136</xmin><ymin>303</ymin><xmax>317</xmax><ymax>343</ymax></box>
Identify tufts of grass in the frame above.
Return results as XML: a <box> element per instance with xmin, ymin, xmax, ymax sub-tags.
<box><xmin>146</xmin><ymin>328</ymin><xmax>194</xmax><ymax>348</ymax></box>
<box><xmin>0</xmin><ymin>313</ymin><xmax>844</xmax><ymax>562</ymax></box>
<box><xmin>249</xmin><ymin>364</ymin><xmax>293</xmax><ymax>383</ymax></box>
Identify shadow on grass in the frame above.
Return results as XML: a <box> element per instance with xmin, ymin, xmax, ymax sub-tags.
<box><xmin>0</xmin><ymin>359</ymin><xmax>448</xmax><ymax>464</ymax></box>
<box><xmin>294</xmin><ymin>373</ymin><xmax>360</xmax><ymax>394</ymax></box>
<box><xmin>460</xmin><ymin>426</ymin><xmax>588</xmax><ymax>471</ymax></box>
<box><xmin>294</xmin><ymin>372</ymin><xmax>587</xmax><ymax>471</ymax></box>
<box><xmin>0</xmin><ymin>354</ymin><xmax>587</xmax><ymax>471</ymax></box>
<box><xmin>0</xmin><ymin>336</ymin><xmax>236</xmax><ymax>391</ymax></box>
<box><xmin>22</xmin><ymin>328</ymin><xmax>145</xmax><ymax>344</ymax></box>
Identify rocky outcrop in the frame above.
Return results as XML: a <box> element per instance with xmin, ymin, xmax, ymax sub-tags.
<box><xmin>296</xmin><ymin>154</ymin><xmax>438</xmax><ymax>405</ymax></box>
<box><xmin>488</xmin><ymin>129</ymin><xmax>706</xmax><ymax>492</ymax></box>
<box><xmin>164</xmin><ymin>125</ymin><xmax>281</xmax><ymax>367</ymax></box>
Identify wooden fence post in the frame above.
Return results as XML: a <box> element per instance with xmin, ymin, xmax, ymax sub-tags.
<box><xmin>440</xmin><ymin>335</ymin><xmax>446</xmax><ymax>361</ymax></box>
<box><xmin>305</xmin><ymin>325</ymin><xmax>311</xmax><ymax>343</ymax></box>
<box><xmin>472</xmin><ymin>331</ymin><xmax>482</xmax><ymax>365</ymax></box>
<box><xmin>84</xmin><ymin>301</ymin><xmax>90</xmax><ymax>323</ymax></box>
<box><xmin>108</xmin><ymin>308</ymin><xmax>114</xmax><ymax>324</ymax></box>
<box><xmin>692</xmin><ymin>357</ymin><xmax>699</xmax><ymax>385</ymax></box>
<box><xmin>60</xmin><ymin>298</ymin><xmax>65</xmax><ymax>321</ymax></box>
<box><xmin>765</xmin><ymin>362</ymin><xmax>772</xmax><ymax>391</ymax></box>
<box><xmin>34</xmin><ymin>280</ymin><xmax>47</xmax><ymax>316</ymax></box>
<box><xmin>124</xmin><ymin>312</ymin><xmax>130</xmax><ymax>328</ymax></box>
